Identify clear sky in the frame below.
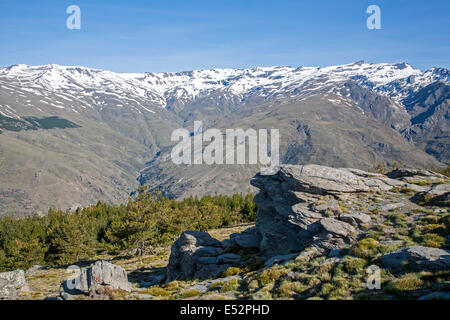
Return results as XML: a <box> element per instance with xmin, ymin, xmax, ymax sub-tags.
<box><xmin>0</xmin><ymin>0</ymin><xmax>449</xmax><ymax>72</ymax></box>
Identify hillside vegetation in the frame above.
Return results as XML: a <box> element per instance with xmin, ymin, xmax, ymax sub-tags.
<box><xmin>0</xmin><ymin>189</ymin><xmax>256</xmax><ymax>272</ymax></box>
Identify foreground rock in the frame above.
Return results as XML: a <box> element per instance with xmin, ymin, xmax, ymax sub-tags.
<box><xmin>166</xmin><ymin>164</ymin><xmax>449</xmax><ymax>281</ymax></box>
<box><xmin>0</xmin><ymin>269</ymin><xmax>28</xmax><ymax>300</ymax></box>
<box><xmin>60</xmin><ymin>260</ymin><xmax>131</xmax><ymax>300</ymax></box>
<box><xmin>381</xmin><ymin>246</ymin><xmax>450</xmax><ymax>272</ymax></box>
<box><xmin>249</xmin><ymin>165</ymin><xmax>390</xmax><ymax>256</ymax></box>
<box><xmin>166</xmin><ymin>231</ymin><xmax>243</xmax><ymax>281</ymax></box>
<box><xmin>387</xmin><ymin>168</ymin><xmax>446</xmax><ymax>181</ymax></box>
<box><xmin>419</xmin><ymin>184</ymin><xmax>450</xmax><ymax>207</ymax></box>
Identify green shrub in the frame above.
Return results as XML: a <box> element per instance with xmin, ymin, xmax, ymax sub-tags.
<box><xmin>342</xmin><ymin>257</ymin><xmax>367</xmax><ymax>274</ymax></box>
<box><xmin>220</xmin><ymin>278</ymin><xmax>240</xmax><ymax>292</ymax></box>
<box><xmin>224</xmin><ymin>267</ymin><xmax>242</xmax><ymax>277</ymax></box>
<box><xmin>0</xmin><ymin>188</ymin><xmax>257</xmax><ymax>271</ymax></box>
<box><xmin>181</xmin><ymin>289</ymin><xmax>202</xmax><ymax>298</ymax></box>
<box><xmin>421</xmin><ymin>234</ymin><xmax>446</xmax><ymax>248</ymax></box>
<box><xmin>143</xmin><ymin>287</ymin><xmax>172</xmax><ymax>297</ymax></box>
<box><xmin>257</xmin><ymin>266</ymin><xmax>290</xmax><ymax>286</ymax></box>
<box><xmin>351</xmin><ymin>238</ymin><xmax>380</xmax><ymax>259</ymax></box>
<box><xmin>385</xmin><ymin>275</ymin><xmax>424</xmax><ymax>297</ymax></box>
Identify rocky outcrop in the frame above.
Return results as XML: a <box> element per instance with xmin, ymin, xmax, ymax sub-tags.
<box><xmin>166</xmin><ymin>164</ymin><xmax>449</xmax><ymax>281</ymax></box>
<box><xmin>380</xmin><ymin>246</ymin><xmax>450</xmax><ymax>272</ymax></box>
<box><xmin>386</xmin><ymin>168</ymin><xmax>446</xmax><ymax>180</ymax></box>
<box><xmin>249</xmin><ymin>164</ymin><xmax>449</xmax><ymax>257</ymax></box>
<box><xmin>0</xmin><ymin>269</ymin><xmax>28</xmax><ymax>300</ymax></box>
<box><xmin>166</xmin><ymin>231</ymin><xmax>242</xmax><ymax>281</ymax></box>
<box><xmin>60</xmin><ymin>260</ymin><xmax>131</xmax><ymax>300</ymax></box>
<box><xmin>229</xmin><ymin>227</ymin><xmax>261</xmax><ymax>248</ymax></box>
<box><xmin>249</xmin><ymin>165</ymin><xmax>388</xmax><ymax>257</ymax></box>
<box><xmin>420</xmin><ymin>184</ymin><xmax>450</xmax><ymax>207</ymax></box>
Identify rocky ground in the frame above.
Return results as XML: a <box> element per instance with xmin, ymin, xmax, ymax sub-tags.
<box><xmin>1</xmin><ymin>165</ymin><xmax>449</xmax><ymax>300</ymax></box>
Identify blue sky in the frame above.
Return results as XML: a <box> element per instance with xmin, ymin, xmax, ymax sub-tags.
<box><xmin>0</xmin><ymin>0</ymin><xmax>449</xmax><ymax>72</ymax></box>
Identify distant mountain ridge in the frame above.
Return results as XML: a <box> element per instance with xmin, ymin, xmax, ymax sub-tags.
<box><xmin>0</xmin><ymin>61</ymin><xmax>448</xmax><ymax>215</ymax></box>
<box><xmin>1</xmin><ymin>61</ymin><xmax>448</xmax><ymax>111</ymax></box>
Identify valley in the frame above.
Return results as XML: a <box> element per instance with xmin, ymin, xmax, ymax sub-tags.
<box><xmin>0</xmin><ymin>61</ymin><xmax>448</xmax><ymax>216</ymax></box>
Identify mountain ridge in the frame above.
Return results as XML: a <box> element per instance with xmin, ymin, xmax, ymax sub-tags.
<box><xmin>0</xmin><ymin>61</ymin><xmax>448</xmax><ymax>215</ymax></box>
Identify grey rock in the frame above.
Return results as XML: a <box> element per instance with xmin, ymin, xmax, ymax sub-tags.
<box><xmin>166</xmin><ymin>231</ymin><xmax>223</xmax><ymax>281</ymax></box>
<box><xmin>419</xmin><ymin>184</ymin><xmax>450</xmax><ymax>207</ymax></box>
<box><xmin>217</xmin><ymin>253</ymin><xmax>241</xmax><ymax>265</ymax></box>
<box><xmin>264</xmin><ymin>253</ymin><xmax>298</xmax><ymax>268</ymax></box>
<box><xmin>178</xmin><ymin>230</ymin><xmax>222</xmax><ymax>248</ymax></box>
<box><xmin>140</xmin><ymin>274</ymin><xmax>164</xmax><ymax>287</ymax></box>
<box><xmin>194</xmin><ymin>264</ymin><xmax>231</xmax><ymax>280</ymax></box>
<box><xmin>194</xmin><ymin>246</ymin><xmax>223</xmax><ymax>257</ymax></box>
<box><xmin>271</xmin><ymin>164</ymin><xmax>371</xmax><ymax>194</ymax></box>
<box><xmin>381</xmin><ymin>246</ymin><xmax>450</xmax><ymax>272</ymax></box>
<box><xmin>328</xmin><ymin>246</ymin><xmax>341</xmax><ymax>257</ymax></box>
<box><xmin>404</xmin><ymin>183</ymin><xmax>429</xmax><ymax>192</ymax></box>
<box><xmin>0</xmin><ymin>283</ymin><xmax>17</xmax><ymax>300</ymax></box>
<box><xmin>230</xmin><ymin>227</ymin><xmax>261</xmax><ymax>248</ymax></box>
<box><xmin>89</xmin><ymin>260</ymin><xmax>131</xmax><ymax>292</ymax></box>
<box><xmin>60</xmin><ymin>260</ymin><xmax>131</xmax><ymax>300</ymax></box>
<box><xmin>387</xmin><ymin>168</ymin><xmax>445</xmax><ymax>180</ymax></box>
<box><xmin>166</xmin><ymin>231</ymin><xmax>229</xmax><ymax>282</ymax></box>
<box><xmin>248</xmin><ymin>164</ymin><xmax>385</xmax><ymax>257</ymax></box>
<box><xmin>339</xmin><ymin>213</ymin><xmax>371</xmax><ymax>226</ymax></box>
<box><xmin>320</xmin><ymin>257</ymin><xmax>341</xmax><ymax>265</ymax></box>
<box><xmin>315</xmin><ymin>200</ymin><xmax>339</xmax><ymax>212</ymax></box>
<box><xmin>197</xmin><ymin>257</ymin><xmax>218</xmax><ymax>265</ymax></box>
<box><xmin>320</xmin><ymin>218</ymin><xmax>356</xmax><ymax>237</ymax></box>
<box><xmin>429</xmin><ymin>183</ymin><xmax>450</xmax><ymax>196</ymax></box>
<box><xmin>221</xmin><ymin>239</ymin><xmax>232</xmax><ymax>248</ymax></box>
<box><xmin>379</xmin><ymin>202</ymin><xmax>405</xmax><ymax>211</ymax></box>
<box><xmin>0</xmin><ymin>269</ymin><xmax>28</xmax><ymax>300</ymax></box>
<box><xmin>26</xmin><ymin>265</ymin><xmax>45</xmax><ymax>277</ymax></box>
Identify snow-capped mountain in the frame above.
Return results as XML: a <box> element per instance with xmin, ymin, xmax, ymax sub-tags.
<box><xmin>0</xmin><ymin>61</ymin><xmax>448</xmax><ymax>216</ymax></box>
<box><xmin>0</xmin><ymin>61</ymin><xmax>447</xmax><ymax>116</ymax></box>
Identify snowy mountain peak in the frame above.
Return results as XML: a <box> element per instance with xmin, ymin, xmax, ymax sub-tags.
<box><xmin>0</xmin><ymin>62</ymin><xmax>448</xmax><ymax>109</ymax></box>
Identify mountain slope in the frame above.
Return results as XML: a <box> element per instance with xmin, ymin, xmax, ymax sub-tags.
<box><xmin>0</xmin><ymin>61</ymin><xmax>448</xmax><ymax>215</ymax></box>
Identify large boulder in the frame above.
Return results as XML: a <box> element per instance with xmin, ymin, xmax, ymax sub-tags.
<box><xmin>60</xmin><ymin>260</ymin><xmax>131</xmax><ymax>300</ymax></box>
<box><xmin>166</xmin><ymin>231</ymin><xmax>239</xmax><ymax>281</ymax></box>
<box><xmin>0</xmin><ymin>269</ymin><xmax>28</xmax><ymax>300</ymax></box>
<box><xmin>320</xmin><ymin>218</ymin><xmax>356</xmax><ymax>237</ymax></box>
<box><xmin>381</xmin><ymin>246</ymin><xmax>450</xmax><ymax>272</ymax></box>
<box><xmin>252</xmin><ymin>164</ymin><xmax>372</xmax><ymax>195</ymax></box>
<box><xmin>229</xmin><ymin>227</ymin><xmax>261</xmax><ymax>248</ymax></box>
<box><xmin>250</xmin><ymin>164</ymin><xmax>383</xmax><ymax>257</ymax></box>
<box><xmin>421</xmin><ymin>184</ymin><xmax>450</xmax><ymax>207</ymax></box>
<box><xmin>338</xmin><ymin>213</ymin><xmax>371</xmax><ymax>226</ymax></box>
<box><xmin>90</xmin><ymin>260</ymin><xmax>131</xmax><ymax>291</ymax></box>
<box><xmin>387</xmin><ymin>168</ymin><xmax>445</xmax><ymax>180</ymax></box>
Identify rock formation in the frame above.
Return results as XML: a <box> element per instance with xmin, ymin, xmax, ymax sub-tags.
<box><xmin>60</xmin><ymin>260</ymin><xmax>131</xmax><ymax>300</ymax></box>
<box><xmin>166</xmin><ymin>231</ymin><xmax>240</xmax><ymax>282</ymax></box>
<box><xmin>166</xmin><ymin>164</ymin><xmax>450</xmax><ymax>281</ymax></box>
<box><xmin>380</xmin><ymin>246</ymin><xmax>450</xmax><ymax>271</ymax></box>
<box><xmin>0</xmin><ymin>269</ymin><xmax>28</xmax><ymax>300</ymax></box>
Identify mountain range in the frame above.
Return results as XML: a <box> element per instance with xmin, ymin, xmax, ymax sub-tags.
<box><xmin>0</xmin><ymin>61</ymin><xmax>448</xmax><ymax>216</ymax></box>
